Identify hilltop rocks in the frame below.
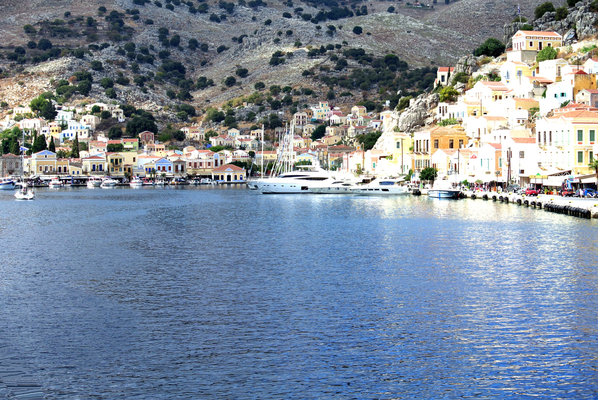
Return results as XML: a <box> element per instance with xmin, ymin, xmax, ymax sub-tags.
<box><xmin>504</xmin><ymin>3</ymin><xmax>598</xmax><ymax>47</ymax></box>
<box><xmin>396</xmin><ymin>92</ymin><xmax>439</xmax><ymax>132</ymax></box>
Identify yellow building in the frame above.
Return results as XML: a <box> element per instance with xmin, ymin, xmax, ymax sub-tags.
<box><xmin>107</xmin><ymin>153</ymin><xmax>125</xmax><ymax>176</ymax></box>
<box><xmin>511</xmin><ymin>30</ymin><xmax>562</xmax><ymax>52</ymax></box>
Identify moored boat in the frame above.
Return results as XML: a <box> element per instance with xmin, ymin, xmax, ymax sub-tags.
<box><xmin>428</xmin><ymin>178</ymin><xmax>462</xmax><ymax>199</ymax></box>
<box><xmin>0</xmin><ymin>178</ymin><xmax>16</xmax><ymax>190</ymax></box>
<box><xmin>87</xmin><ymin>177</ymin><xmax>102</xmax><ymax>188</ymax></box>
<box><xmin>100</xmin><ymin>177</ymin><xmax>118</xmax><ymax>188</ymax></box>
<box><xmin>129</xmin><ymin>176</ymin><xmax>143</xmax><ymax>188</ymax></box>
<box><xmin>350</xmin><ymin>178</ymin><xmax>410</xmax><ymax>196</ymax></box>
<box><xmin>48</xmin><ymin>177</ymin><xmax>62</xmax><ymax>188</ymax></box>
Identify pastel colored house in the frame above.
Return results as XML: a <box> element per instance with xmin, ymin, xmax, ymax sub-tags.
<box><xmin>575</xmin><ymin>89</ymin><xmax>598</xmax><ymax>107</ymax></box>
<box><xmin>435</xmin><ymin>67</ymin><xmax>455</xmax><ymax>86</ymax></box>
<box><xmin>155</xmin><ymin>158</ymin><xmax>174</xmax><ymax>175</ymax></box>
<box><xmin>82</xmin><ymin>155</ymin><xmax>106</xmax><ymax>174</ymax></box>
<box><xmin>139</xmin><ymin>131</ymin><xmax>155</xmax><ymax>145</ymax></box>
<box><xmin>212</xmin><ymin>163</ymin><xmax>245</xmax><ymax>182</ymax></box>
<box><xmin>511</xmin><ymin>30</ymin><xmax>562</xmax><ymax>51</ymax></box>
<box><xmin>107</xmin><ymin>153</ymin><xmax>126</xmax><ymax>177</ymax></box>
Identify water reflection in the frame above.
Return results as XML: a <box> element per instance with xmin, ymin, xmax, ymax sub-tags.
<box><xmin>0</xmin><ymin>188</ymin><xmax>597</xmax><ymax>398</ymax></box>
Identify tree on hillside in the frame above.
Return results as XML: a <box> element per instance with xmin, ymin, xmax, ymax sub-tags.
<box><xmin>439</xmin><ymin>86</ymin><xmax>459</xmax><ymax>102</ymax></box>
<box><xmin>29</xmin><ymin>96</ymin><xmax>47</xmax><ymax>114</ymax></box>
<box><xmin>48</xmin><ymin>138</ymin><xmax>56</xmax><ymax>152</ymax></box>
<box><xmin>32</xmin><ymin>134</ymin><xmax>47</xmax><ymax>153</ymax></box>
<box><xmin>473</xmin><ymin>38</ymin><xmax>505</xmax><ymax>57</ymax></box>
<box><xmin>70</xmin><ymin>133</ymin><xmax>80</xmax><ymax>158</ymax></box>
<box><xmin>9</xmin><ymin>136</ymin><xmax>19</xmax><ymax>155</ymax></box>
<box><xmin>535</xmin><ymin>2</ymin><xmax>555</xmax><ymax>19</ymax></box>
<box><xmin>537</xmin><ymin>46</ymin><xmax>558</xmax><ymax>62</ymax></box>
<box><xmin>311</xmin><ymin>125</ymin><xmax>326</xmax><ymax>141</ymax></box>
<box><xmin>357</xmin><ymin>131</ymin><xmax>382</xmax><ymax>151</ymax></box>
<box><xmin>40</xmin><ymin>101</ymin><xmax>57</xmax><ymax>120</ymax></box>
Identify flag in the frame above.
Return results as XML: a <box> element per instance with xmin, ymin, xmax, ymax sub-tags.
<box><xmin>20</xmin><ymin>146</ymin><xmax>28</xmax><ymax>152</ymax></box>
<box><xmin>518</xmin><ymin>4</ymin><xmax>520</xmax><ymax>15</ymax></box>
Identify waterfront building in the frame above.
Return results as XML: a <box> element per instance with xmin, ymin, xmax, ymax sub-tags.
<box><xmin>576</xmin><ymin>89</ymin><xmax>598</xmax><ymax>107</ymax></box>
<box><xmin>211</xmin><ymin>163</ymin><xmax>245</xmax><ymax>182</ymax></box>
<box><xmin>0</xmin><ymin>154</ymin><xmax>22</xmax><ymax>177</ymax></box>
<box><xmin>535</xmin><ymin>110</ymin><xmax>598</xmax><ymax>175</ymax></box>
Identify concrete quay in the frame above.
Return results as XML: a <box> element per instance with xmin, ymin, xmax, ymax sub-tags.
<box><xmin>461</xmin><ymin>191</ymin><xmax>598</xmax><ymax>219</ymax></box>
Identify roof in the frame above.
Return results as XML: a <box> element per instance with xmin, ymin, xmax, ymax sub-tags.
<box><xmin>213</xmin><ymin>163</ymin><xmax>245</xmax><ymax>172</ymax></box>
<box><xmin>580</xmin><ymin>89</ymin><xmax>598</xmax><ymax>94</ymax></box>
<box><xmin>489</xmin><ymin>143</ymin><xmax>502</xmax><ymax>149</ymax></box>
<box><xmin>483</xmin><ymin>116</ymin><xmax>507</xmax><ymax>122</ymax></box>
<box><xmin>512</xmin><ymin>137</ymin><xmax>536</xmax><ymax>144</ymax></box>
<box><xmin>516</xmin><ymin>30</ymin><xmax>562</xmax><ymax>37</ymax></box>
<box><xmin>437</xmin><ymin>67</ymin><xmax>455</xmax><ymax>72</ymax></box>
<box><xmin>530</xmin><ymin>76</ymin><xmax>553</xmax><ymax>84</ymax></box>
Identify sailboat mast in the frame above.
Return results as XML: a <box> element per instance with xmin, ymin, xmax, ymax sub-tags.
<box><xmin>261</xmin><ymin>124</ymin><xmax>264</xmax><ymax>177</ymax></box>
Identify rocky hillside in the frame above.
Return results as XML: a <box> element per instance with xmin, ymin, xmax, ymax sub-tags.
<box><xmin>0</xmin><ymin>0</ymin><xmax>569</xmax><ymax>126</ymax></box>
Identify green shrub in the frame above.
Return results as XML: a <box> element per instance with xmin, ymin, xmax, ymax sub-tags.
<box><xmin>535</xmin><ymin>2</ymin><xmax>555</xmax><ymax>19</ymax></box>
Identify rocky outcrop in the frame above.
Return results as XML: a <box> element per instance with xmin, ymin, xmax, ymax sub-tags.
<box><xmin>447</xmin><ymin>54</ymin><xmax>479</xmax><ymax>86</ymax></box>
<box><xmin>503</xmin><ymin>21</ymin><xmax>530</xmax><ymax>48</ymax></box>
<box><xmin>393</xmin><ymin>92</ymin><xmax>439</xmax><ymax>132</ymax></box>
<box><xmin>504</xmin><ymin>3</ymin><xmax>598</xmax><ymax>48</ymax></box>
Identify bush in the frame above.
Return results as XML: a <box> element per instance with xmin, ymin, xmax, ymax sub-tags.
<box><xmin>283</xmin><ymin>12</ymin><xmax>291</xmax><ymax>18</ymax></box>
<box><xmin>536</xmin><ymin>46</ymin><xmax>557</xmax><ymax>62</ymax></box>
<box><xmin>352</xmin><ymin>26</ymin><xmax>362</xmax><ymax>35</ymax></box>
<box><xmin>106</xmin><ymin>88</ymin><xmax>117</xmax><ymax>99</ymax></box>
<box><xmin>224</xmin><ymin>76</ymin><xmax>236</xmax><ymax>86</ymax></box>
<box><xmin>90</xmin><ymin>60</ymin><xmax>104</xmax><ymax>71</ymax></box>
<box><xmin>100</xmin><ymin>77</ymin><xmax>114</xmax><ymax>88</ymax></box>
<box><xmin>535</xmin><ymin>2</ymin><xmax>555</xmax><ymax>19</ymax></box>
<box><xmin>473</xmin><ymin>38</ymin><xmax>505</xmax><ymax>57</ymax></box>
<box><xmin>264</xmin><ymin>19</ymin><xmax>272</xmax><ymax>25</ymax></box>
<box><xmin>254</xmin><ymin>81</ymin><xmax>265</xmax><ymax>90</ymax></box>
<box><xmin>235</xmin><ymin>68</ymin><xmax>248</xmax><ymax>77</ymax></box>
<box><xmin>555</xmin><ymin>6</ymin><xmax>568</xmax><ymax>20</ymax></box>
<box><xmin>37</xmin><ymin>39</ymin><xmax>53</xmax><ymax>51</ymax></box>
<box><xmin>453</xmin><ymin>72</ymin><xmax>469</xmax><ymax>84</ymax></box>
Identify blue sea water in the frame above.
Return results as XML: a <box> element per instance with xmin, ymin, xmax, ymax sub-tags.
<box><xmin>0</xmin><ymin>186</ymin><xmax>597</xmax><ymax>399</ymax></box>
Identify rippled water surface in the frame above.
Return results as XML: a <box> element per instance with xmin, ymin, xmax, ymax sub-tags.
<box><xmin>1</xmin><ymin>186</ymin><xmax>598</xmax><ymax>399</ymax></box>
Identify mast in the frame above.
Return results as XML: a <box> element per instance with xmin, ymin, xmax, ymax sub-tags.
<box><xmin>261</xmin><ymin>124</ymin><xmax>264</xmax><ymax>177</ymax></box>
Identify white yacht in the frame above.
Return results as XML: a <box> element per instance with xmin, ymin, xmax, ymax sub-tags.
<box><xmin>87</xmin><ymin>177</ymin><xmax>102</xmax><ymax>188</ymax></box>
<box><xmin>428</xmin><ymin>178</ymin><xmax>462</xmax><ymax>199</ymax></box>
<box><xmin>350</xmin><ymin>178</ymin><xmax>410</xmax><ymax>196</ymax></box>
<box><xmin>310</xmin><ymin>180</ymin><xmax>357</xmax><ymax>194</ymax></box>
<box><xmin>100</xmin><ymin>177</ymin><xmax>118</xmax><ymax>188</ymax></box>
<box><xmin>129</xmin><ymin>176</ymin><xmax>143</xmax><ymax>188</ymax></box>
<box><xmin>256</xmin><ymin>169</ymin><xmax>335</xmax><ymax>194</ymax></box>
<box><xmin>48</xmin><ymin>177</ymin><xmax>62</xmax><ymax>188</ymax></box>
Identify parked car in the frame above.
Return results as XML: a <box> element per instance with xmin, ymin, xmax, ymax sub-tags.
<box><xmin>525</xmin><ymin>184</ymin><xmax>542</xmax><ymax>196</ymax></box>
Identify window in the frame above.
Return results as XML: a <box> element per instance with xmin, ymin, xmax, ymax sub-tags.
<box><xmin>578</xmin><ymin>130</ymin><xmax>583</xmax><ymax>142</ymax></box>
<box><xmin>591</xmin><ymin>130</ymin><xmax>596</xmax><ymax>142</ymax></box>
<box><xmin>591</xmin><ymin>151</ymin><xmax>594</xmax><ymax>162</ymax></box>
<box><xmin>519</xmin><ymin>151</ymin><xmax>525</xmax><ymax>158</ymax></box>
<box><xmin>529</xmin><ymin>41</ymin><xmax>533</xmax><ymax>47</ymax></box>
<box><xmin>434</xmin><ymin>139</ymin><xmax>439</xmax><ymax>149</ymax></box>
<box><xmin>459</xmin><ymin>139</ymin><xmax>463</xmax><ymax>148</ymax></box>
<box><xmin>449</xmin><ymin>139</ymin><xmax>454</xmax><ymax>149</ymax></box>
<box><xmin>396</xmin><ymin>141</ymin><xmax>401</xmax><ymax>149</ymax></box>
<box><xmin>578</xmin><ymin>151</ymin><xmax>584</xmax><ymax>164</ymax></box>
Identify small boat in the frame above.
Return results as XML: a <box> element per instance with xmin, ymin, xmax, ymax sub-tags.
<box><xmin>129</xmin><ymin>176</ymin><xmax>143</xmax><ymax>188</ymax></box>
<box><xmin>142</xmin><ymin>178</ymin><xmax>155</xmax><ymax>186</ymax></box>
<box><xmin>87</xmin><ymin>177</ymin><xmax>102</xmax><ymax>188</ymax></box>
<box><xmin>0</xmin><ymin>178</ymin><xmax>16</xmax><ymax>190</ymax></box>
<box><xmin>14</xmin><ymin>183</ymin><xmax>35</xmax><ymax>200</ymax></box>
<box><xmin>428</xmin><ymin>178</ymin><xmax>462</xmax><ymax>199</ymax></box>
<box><xmin>200</xmin><ymin>178</ymin><xmax>216</xmax><ymax>185</ymax></box>
<box><xmin>100</xmin><ymin>177</ymin><xmax>118</xmax><ymax>188</ymax></box>
<box><xmin>350</xmin><ymin>178</ymin><xmax>410</xmax><ymax>195</ymax></box>
<box><xmin>48</xmin><ymin>177</ymin><xmax>62</xmax><ymax>188</ymax></box>
<box><xmin>155</xmin><ymin>179</ymin><xmax>166</xmax><ymax>186</ymax></box>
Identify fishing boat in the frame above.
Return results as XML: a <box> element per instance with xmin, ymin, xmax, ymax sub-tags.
<box><xmin>0</xmin><ymin>178</ymin><xmax>16</xmax><ymax>190</ymax></box>
<box><xmin>14</xmin><ymin>183</ymin><xmax>35</xmax><ymax>200</ymax></box>
<box><xmin>87</xmin><ymin>177</ymin><xmax>102</xmax><ymax>188</ymax></box>
<box><xmin>129</xmin><ymin>176</ymin><xmax>143</xmax><ymax>188</ymax></box>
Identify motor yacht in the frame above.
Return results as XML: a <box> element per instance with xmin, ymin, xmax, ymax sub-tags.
<box><xmin>428</xmin><ymin>178</ymin><xmax>462</xmax><ymax>199</ymax></box>
<box><xmin>255</xmin><ymin>169</ymin><xmax>336</xmax><ymax>194</ymax></box>
<box><xmin>100</xmin><ymin>177</ymin><xmax>118</xmax><ymax>188</ymax></box>
<box><xmin>48</xmin><ymin>177</ymin><xmax>62</xmax><ymax>188</ymax></box>
<box><xmin>129</xmin><ymin>176</ymin><xmax>143</xmax><ymax>188</ymax></box>
<box><xmin>350</xmin><ymin>178</ymin><xmax>410</xmax><ymax>195</ymax></box>
<box><xmin>87</xmin><ymin>177</ymin><xmax>102</xmax><ymax>188</ymax></box>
